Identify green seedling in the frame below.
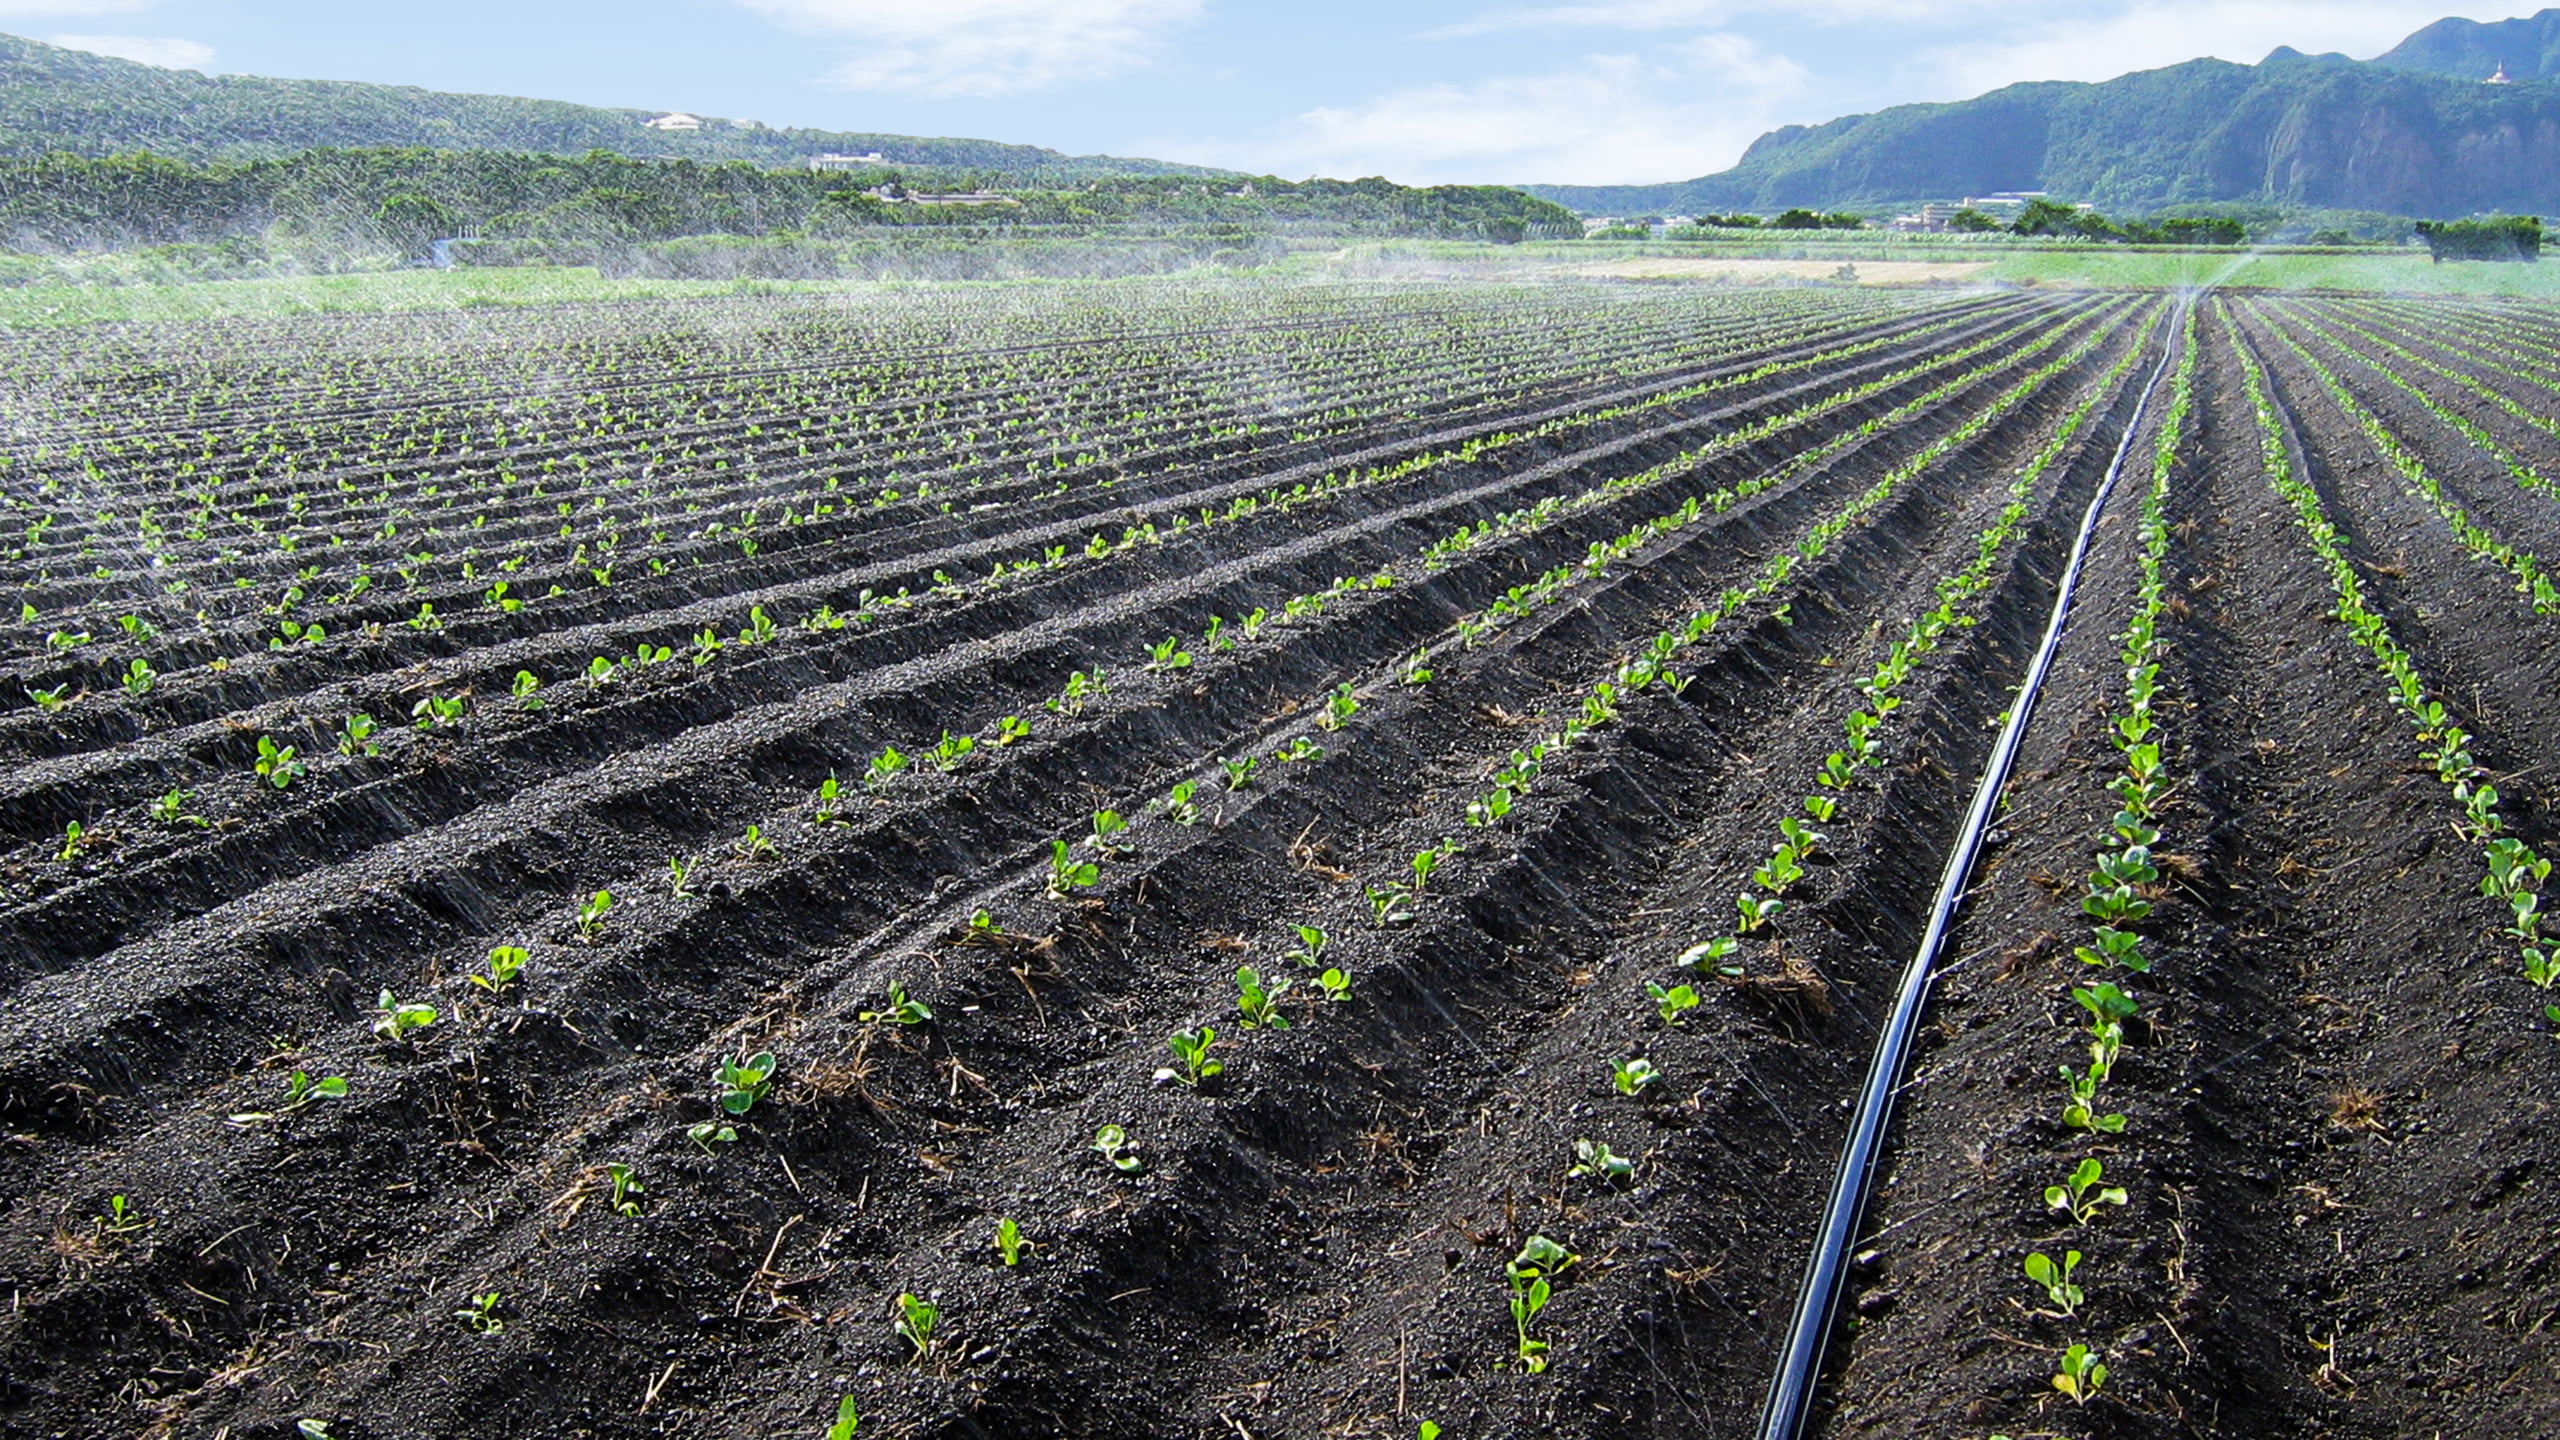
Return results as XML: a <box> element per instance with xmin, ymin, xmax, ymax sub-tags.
<box><xmin>1735</xmin><ymin>892</ymin><xmax>1785</xmax><ymax>932</ymax></box>
<box><xmin>2046</xmin><ymin>1157</ymin><xmax>2130</xmax><ymax>1224</ymax></box>
<box><xmin>2024</xmin><ymin>1249</ymin><xmax>2084</xmax><ymax>1317</ymax></box>
<box><xmin>372</xmin><ymin>989</ymin><xmax>437</xmax><ymax>1043</ymax></box>
<box><xmin>1316</xmin><ymin>683</ymin><xmax>1359</xmax><ymax>732</ymax></box>
<box><xmin>1273</xmin><ymin>736</ymin><xmax>1324</xmax><ymax>764</ymax></box>
<box><xmin>1093</xmin><ymin>1123</ymin><xmax>1143</xmax><ymax>1173</ymax></box>
<box><xmin>1158</xmin><ymin>1026</ymin><xmax>1223</xmax><ymax>1086</ymax></box>
<box><xmin>1317</xmin><ymin>967</ymin><xmax>1351</xmax><ymax>1003</ymax></box>
<box><xmin>93</xmin><ymin>1194</ymin><xmax>146</xmax><ymax>1238</ymax></box>
<box><xmin>2053</xmin><ymin>1342</ymin><xmax>2107</xmax><ymax>1404</ymax></box>
<box><xmin>715</xmin><ymin>1051</ymin><xmax>778</xmax><ymax>1115</ymax></box>
<box><xmin>2060</xmin><ymin>1065</ymin><xmax>2126</xmax><ymax>1134</ymax></box>
<box><xmin>455</xmin><ymin>1291</ymin><xmax>505</xmax><ymax>1335</ymax></box>
<box><xmin>735</xmin><ymin>823</ymin><xmax>776</xmax><ymax>860</ymax></box>
<box><xmin>576</xmin><ymin>888</ymin><xmax>615</xmax><ymax>939</ymax></box>
<box><xmin>1568</xmin><ymin>1138</ymin><xmax>1634</xmax><ymax>1184</ymax></box>
<box><xmin>606</xmin><ymin>1162</ymin><xmax>644</xmax><ymax>1216</ymax></box>
<box><xmin>1803</xmin><ymin>793</ymin><xmax>1838</xmax><ymax>823</ymax></box>
<box><xmin>27</xmin><ymin>684</ymin><xmax>69</xmax><ymax>713</ymax></box>
<box><xmin>335</xmin><ymin>713</ymin><xmax>380</xmax><ymax>757</ymax></box>
<box><xmin>1222</xmin><ymin>755</ymin><xmax>1258</xmax><ymax>791</ymax></box>
<box><xmin>995</xmin><ymin>714</ymin><xmax>1032</xmax><ymax>746</ymax></box>
<box><xmin>1410</xmin><ymin>846</ymin><xmax>1445</xmax><ymax>893</ymax></box>
<box><xmin>1087</xmin><ymin>808</ymin><xmax>1131</xmax><ymax>854</ymax></box>
<box><xmin>685</xmin><ymin>1120</ymin><xmax>738</xmax><ymax>1154</ymax></box>
<box><xmin>866</xmin><ymin>744</ymin><xmax>910</xmax><ymax>788</ymax></box>
<box><xmin>1506</xmin><ymin>1234</ymin><xmax>1578</xmax><ymax>1373</ymax></box>
<box><xmin>411</xmin><ymin>693</ymin><xmax>466</xmax><ymax>729</ymax></box>
<box><xmin>1046</xmin><ymin>839</ymin><xmax>1100</xmax><ymax>898</ymax></box>
<box><xmin>1612</xmin><ymin>1056</ymin><xmax>1662</xmax><ymax>1097</ymax></box>
<box><xmin>1647</xmin><ymin>982</ymin><xmax>1700</xmax><ymax>1026</ymax></box>
<box><xmin>1284</xmin><ymin>924</ymin><xmax>1327</xmax><ymax>968</ymax></box>
<box><xmin>994</xmin><ymin>1217</ymin><xmax>1028</xmax><ymax>1266</ymax></box>
<box><xmin>254</xmin><ymin>735</ymin><xmax>305</xmax><ymax>789</ymax></box>
<box><xmin>56</xmin><ymin>820</ymin><xmax>90</xmax><ymax>863</ymax></box>
<box><xmin>2075</xmin><ymin>926</ymin><xmax>2149</xmax><ymax>972</ymax></box>
<box><xmin>1678</xmin><ymin>936</ymin><xmax>1740</xmax><ymax>971</ymax></box>
<box><xmin>894</xmin><ymin>1292</ymin><xmax>939</xmax><ymax>1360</ymax></box>
<box><xmin>860</xmin><ymin>983</ymin><xmax>933</xmax><ymax>1025</ymax></box>
<box><xmin>667</xmin><ymin>855</ymin><xmax>698</xmax><ymax>897</ymax></box>
<box><xmin>931</xmin><ymin>730</ymin><xmax>976</xmax><ymax>772</ymax></box>
<box><xmin>813</xmin><ymin>772</ymin><xmax>850</xmax><ymax>826</ymax></box>
<box><xmin>1465</xmin><ymin>787</ymin><xmax>1516</xmax><ymax>827</ymax></box>
<box><xmin>1367</xmin><ymin>882</ymin><xmax>1413</xmax><ymax>926</ymax></box>
<box><xmin>513</xmin><ymin>669</ymin><xmax>544</xmax><ymax>710</ymax></box>
<box><xmin>1145</xmin><ymin>635</ymin><xmax>1193</xmax><ymax>672</ymax></box>
<box><xmin>230</xmin><ymin>1069</ymin><xmax>348</xmax><ymax>1125</ymax></box>
<box><xmin>1164</xmin><ymin>779</ymin><xmax>1201</xmax><ymax>826</ymax></box>
<box><xmin>121</xmin><ymin>658</ymin><xmax>155</xmax><ymax>698</ymax></box>
<box><xmin>1419</xmin><ymin>1426</ymin><xmax>1440</xmax><ymax>1440</ymax></box>
<box><xmin>473</xmin><ymin>945</ymin><xmax>529</xmax><ymax>994</ymax></box>
<box><xmin>1402</xmin><ymin>650</ymin><xmax>1434</xmax><ymax>685</ymax></box>
<box><xmin>825</xmin><ymin>1396</ymin><xmax>860</xmax><ymax>1440</ymax></box>
<box><xmin>1203</xmin><ymin>615</ymin><xmax>1230</xmax><ymax>651</ymax></box>
<box><xmin>1236</xmin><ymin>966</ymin><xmax>1292</xmax><ymax>1029</ymax></box>
<box><xmin>2072</xmin><ymin>982</ymin><xmax>2140</xmax><ymax>1027</ymax></box>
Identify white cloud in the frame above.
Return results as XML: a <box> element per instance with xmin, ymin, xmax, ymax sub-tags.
<box><xmin>48</xmin><ymin>33</ymin><xmax>212</xmax><ymax>69</ymax></box>
<box><xmin>0</xmin><ymin>1</ymin><xmax>157</xmax><ymax>16</ymax></box>
<box><xmin>1903</xmin><ymin>1</ymin><xmax>2510</xmax><ymax>99</ymax></box>
<box><xmin>733</xmin><ymin>0</ymin><xmax>1203</xmax><ymax>96</ymax></box>
<box><xmin>1171</xmin><ymin>35</ymin><xmax>1809</xmax><ymax>186</ymax></box>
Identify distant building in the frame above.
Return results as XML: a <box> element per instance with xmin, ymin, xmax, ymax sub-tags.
<box><xmin>1962</xmin><ymin>192</ymin><xmax>2043</xmax><ymax>216</ymax></box>
<box><xmin>643</xmin><ymin>113</ymin><xmax>703</xmax><ymax>131</ymax></box>
<box><xmin>809</xmin><ymin>152</ymin><xmax>890</xmax><ymax>171</ymax></box>
<box><xmin>2488</xmin><ymin>61</ymin><xmax>2517</xmax><ymax>84</ymax></box>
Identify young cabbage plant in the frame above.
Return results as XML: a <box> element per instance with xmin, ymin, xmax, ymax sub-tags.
<box><xmin>994</xmin><ymin>1217</ymin><xmax>1029</xmax><ymax>1266</ymax></box>
<box><xmin>1316</xmin><ymin>683</ymin><xmax>1359</xmax><ymax>732</ymax></box>
<box><xmin>1367</xmin><ymin>882</ymin><xmax>1414</xmax><ymax>927</ymax></box>
<box><xmin>455</xmin><ymin>1291</ymin><xmax>505</xmax><ymax>1335</ymax></box>
<box><xmin>472</xmin><ymin>945</ymin><xmax>529</xmax><ymax>994</ymax></box>
<box><xmin>667</xmin><ymin>856</ymin><xmax>698</xmax><ymax>898</ymax></box>
<box><xmin>866</xmin><ymin>745</ymin><xmax>910</xmax><ymax>789</ymax></box>
<box><xmin>1506</xmin><ymin>1235</ymin><xmax>1578</xmax><ymax>1373</ymax></box>
<box><xmin>735</xmin><ymin>824</ymin><xmax>777</xmax><ymax>860</ymax></box>
<box><xmin>812</xmin><ymin>772</ymin><xmax>850</xmax><ymax>827</ymax></box>
<box><xmin>1316</xmin><ymin>967</ymin><xmax>1351</xmax><ymax>1003</ymax></box>
<box><xmin>2046</xmin><ymin>1157</ymin><xmax>2130</xmax><ymax>1225</ymax></box>
<box><xmin>1047</xmin><ymin>839</ymin><xmax>1100</xmax><ymax>898</ymax></box>
<box><xmin>1087</xmin><ymin>808</ymin><xmax>1131</xmax><ymax>855</ymax></box>
<box><xmin>150</xmin><ymin>787</ymin><xmax>208</xmax><ymax>829</ymax></box>
<box><xmin>1092</xmin><ymin>1123</ymin><xmax>1143</xmax><ymax>1173</ymax></box>
<box><xmin>121</xmin><ymin>658</ymin><xmax>156</xmax><ymax>697</ymax></box>
<box><xmin>1647</xmin><ymin>982</ymin><xmax>1700</xmax><ymax>1026</ymax></box>
<box><xmin>254</xmin><ymin>735</ymin><xmax>305</xmax><ymax>789</ymax></box>
<box><xmin>1679</xmin><ymin>935</ymin><xmax>1741</xmax><ymax>972</ymax></box>
<box><xmin>512</xmin><ymin>670</ymin><xmax>544</xmax><ymax>710</ymax></box>
<box><xmin>1274</xmin><ymin>736</ymin><xmax>1324</xmax><ymax>764</ymax></box>
<box><xmin>411</xmin><ymin>693</ymin><xmax>466</xmax><ymax>730</ymax></box>
<box><xmin>1567</xmin><ymin>1138</ymin><xmax>1634</xmax><ymax>1184</ymax></box>
<box><xmin>2053</xmin><ymin>1343</ymin><xmax>2108</xmax><ymax>1405</ymax></box>
<box><xmin>1284</xmin><ymin>924</ymin><xmax>1327</xmax><ymax>968</ymax></box>
<box><xmin>605</xmin><ymin>1162</ymin><xmax>644</xmax><ymax>1217</ymax></box>
<box><xmin>1612</xmin><ymin>1056</ymin><xmax>1662</xmax><ymax>1097</ymax></box>
<box><xmin>56</xmin><ymin>820</ymin><xmax>89</xmax><ymax>863</ymax></box>
<box><xmin>2059</xmin><ymin>1065</ymin><xmax>2125</xmax><ymax>1134</ymax></box>
<box><xmin>894</xmin><ymin>1292</ymin><xmax>939</xmax><ymax>1360</ymax></box>
<box><xmin>1222</xmin><ymin>755</ymin><xmax>1258</xmax><ymax>791</ymax></box>
<box><xmin>1157</xmin><ymin>1026</ymin><xmax>1223</xmax><ymax>1086</ymax></box>
<box><xmin>576</xmin><ymin>888</ymin><xmax>615</xmax><ymax>940</ymax></box>
<box><xmin>995</xmin><ymin>714</ymin><xmax>1033</xmax><ymax>746</ymax></box>
<box><xmin>859</xmin><ymin>983</ymin><xmax>933</xmax><ymax>1025</ymax></box>
<box><xmin>228</xmin><ymin>1069</ymin><xmax>348</xmax><ymax>1125</ymax></box>
<box><xmin>1164</xmin><ymin>779</ymin><xmax>1201</xmax><ymax>826</ymax></box>
<box><xmin>1235</xmin><ymin>967</ymin><xmax>1292</xmax><ymax>1029</ymax></box>
<box><xmin>931</xmin><ymin>730</ymin><xmax>976</xmax><ymax>772</ymax></box>
<box><xmin>1144</xmin><ymin>636</ymin><xmax>1194</xmax><ymax>672</ymax></box>
<box><xmin>686</xmin><ymin>1120</ymin><xmax>738</xmax><ymax>1154</ymax></box>
<box><xmin>372</xmin><ymin>989</ymin><xmax>438</xmax><ymax>1043</ymax></box>
<box><xmin>715</xmin><ymin>1051</ymin><xmax>778</xmax><ymax>1115</ymax></box>
<box><xmin>335</xmin><ymin>713</ymin><xmax>380</xmax><ymax>757</ymax></box>
<box><xmin>2024</xmin><ymin>1249</ymin><xmax>2084</xmax><ymax>1317</ymax></box>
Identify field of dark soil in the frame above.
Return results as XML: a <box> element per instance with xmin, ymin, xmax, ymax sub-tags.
<box><xmin>0</xmin><ymin>279</ymin><xmax>2551</xmax><ymax>1440</ymax></box>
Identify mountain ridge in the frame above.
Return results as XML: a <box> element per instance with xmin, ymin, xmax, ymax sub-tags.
<box><xmin>1526</xmin><ymin>13</ymin><xmax>2560</xmax><ymax>218</ymax></box>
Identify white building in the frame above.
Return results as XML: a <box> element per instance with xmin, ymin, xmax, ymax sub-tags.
<box><xmin>643</xmin><ymin>113</ymin><xmax>704</xmax><ymax>132</ymax></box>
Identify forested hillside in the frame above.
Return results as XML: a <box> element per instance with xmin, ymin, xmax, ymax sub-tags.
<box><xmin>1530</xmin><ymin>23</ymin><xmax>2560</xmax><ymax>218</ymax></box>
<box><xmin>0</xmin><ymin>31</ymin><xmax>1214</xmax><ymax>178</ymax></box>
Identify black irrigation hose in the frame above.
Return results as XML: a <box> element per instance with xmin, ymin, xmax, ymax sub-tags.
<box><xmin>1754</xmin><ymin>292</ymin><xmax>2195</xmax><ymax>1440</ymax></box>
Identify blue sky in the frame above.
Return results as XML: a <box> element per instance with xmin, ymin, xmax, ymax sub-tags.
<box><xmin>0</xmin><ymin>2</ymin><xmax>2538</xmax><ymax>184</ymax></box>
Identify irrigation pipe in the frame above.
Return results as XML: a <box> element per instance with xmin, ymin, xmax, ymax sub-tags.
<box><xmin>1755</xmin><ymin>293</ymin><xmax>2195</xmax><ymax>1440</ymax></box>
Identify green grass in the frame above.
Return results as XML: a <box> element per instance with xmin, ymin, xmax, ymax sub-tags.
<box><xmin>1983</xmin><ymin>247</ymin><xmax>2560</xmax><ymax>295</ymax></box>
<box><xmin>0</xmin><ymin>266</ymin><xmax>849</xmax><ymax>328</ymax></box>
